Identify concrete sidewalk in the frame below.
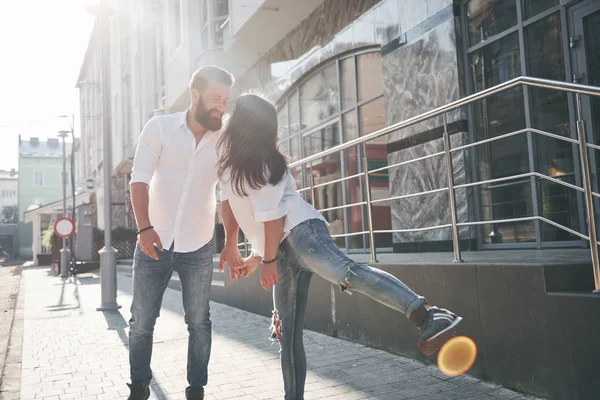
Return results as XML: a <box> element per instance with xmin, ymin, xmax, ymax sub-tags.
<box><xmin>0</xmin><ymin>263</ymin><xmax>23</xmax><ymax>400</ymax></box>
<box><xmin>16</xmin><ymin>266</ymin><xmax>540</xmax><ymax>400</ymax></box>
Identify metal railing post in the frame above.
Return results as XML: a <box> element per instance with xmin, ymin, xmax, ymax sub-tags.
<box><xmin>575</xmin><ymin>93</ymin><xmax>600</xmax><ymax>292</ymax></box>
<box><xmin>362</xmin><ymin>150</ymin><xmax>378</xmax><ymax>263</ymax></box>
<box><xmin>309</xmin><ymin>164</ymin><xmax>316</xmax><ymax>207</ymax></box>
<box><xmin>443</xmin><ymin>113</ymin><xmax>463</xmax><ymax>263</ymax></box>
<box><xmin>244</xmin><ymin>237</ymin><xmax>249</xmax><ymax>257</ymax></box>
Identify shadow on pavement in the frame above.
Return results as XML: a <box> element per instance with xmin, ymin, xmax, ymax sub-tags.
<box><xmin>101</xmin><ymin>296</ymin><xmax>170</xmax><ymax>399</ymax></box>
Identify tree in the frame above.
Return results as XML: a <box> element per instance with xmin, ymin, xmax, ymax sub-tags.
<box><xmin>1</xmin><ymin>205</ymin><xmax>18</xmax><ymax>224</ymax></box>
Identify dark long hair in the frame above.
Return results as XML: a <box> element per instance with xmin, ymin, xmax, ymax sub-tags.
<box><xmin>217</xmin><ymin>93</ymin><xmax>288</xmax><ymax>197</ymax></box>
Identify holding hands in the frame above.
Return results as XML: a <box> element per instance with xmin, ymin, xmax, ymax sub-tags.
<box><xmin>218</xmin><ymin>243</ymin><xmax>279</xmax><ymax>290</ymax></box>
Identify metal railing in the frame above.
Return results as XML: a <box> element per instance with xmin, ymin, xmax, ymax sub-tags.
<box><xmin>281</xmin><ymin>76</ymin><xmax>600</xmax><ymax>292</ymax></box>
<box><xmin>232</xmin><ymin>76</ymin><xmax>600</xmax><ymax>291</ymax></box>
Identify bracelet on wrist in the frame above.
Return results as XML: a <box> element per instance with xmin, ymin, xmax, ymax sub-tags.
<box><xmin>263</xmin><ymin>257</ymin><xmax>277</xmax><ymax>264</ymax></box>
<box><xmin>137</xmin><ymin>225</ymin><xmax>154</xmax><ymax>235</ymax></box>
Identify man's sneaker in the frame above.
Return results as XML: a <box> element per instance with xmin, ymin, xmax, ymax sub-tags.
<box><xmin>127</xmin><ymin>383</ymin><xmax>150</xmax><ymax>400</ymax></box>
<box><xmin>418</xmin><ymin>307</ymin><xmax>462</xmax><ymax>355</ymax></box>
<box><xmin>185</xmin><ymin>386</ymin><xmax>205</xmax><ymax>400</ymax></box>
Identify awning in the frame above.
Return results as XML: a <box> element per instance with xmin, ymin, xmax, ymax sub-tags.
<box><xmin>23</xmin><ymin>193</ymin><xmax>91</xmax><ymax>223</ymax></box>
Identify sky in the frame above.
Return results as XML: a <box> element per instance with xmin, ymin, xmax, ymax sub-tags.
<box><xmin>0</xmin><ymin>0</ymin><xmax>95</xmax><ymax>171</ymax></box>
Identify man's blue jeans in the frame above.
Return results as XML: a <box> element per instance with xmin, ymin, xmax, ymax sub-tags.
<box><xmin>129</xmin><ymin>241</ymin><xmax>214</xmax><ymax>389</ymax></box>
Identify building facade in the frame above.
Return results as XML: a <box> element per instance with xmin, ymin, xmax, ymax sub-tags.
<box><xmin>0</xmin><ymin>169</ymin><xmax>18</xmax><ymax>224</ymax></box>
<box><xmin>78</xmin><ymin>0</ymin><xmax>600</xmax><ymax>253</ymax></box>
<box><xmin>221</xmin><ymin>0</ymin><xmax>600</xmax><ymax>254</ymax></box>
<box><xmin>0</xmin><ymin>169</ymin><xmax>19</xmax><ymax>256</ymax></box>
<box><xmin>18</xmin><ymin>137</ymin><xmax>76</xmax><ymax>257</ymax></box>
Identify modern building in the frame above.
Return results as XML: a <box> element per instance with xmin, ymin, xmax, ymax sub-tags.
<box><xmin>79</xmin><ymin>0</ymin><xmax>600</xmax><ymax>254</ymax></box>
<box><xmin>17</xmin><ymin>137</ymin><xmax>75</xmax><ymax>257</ymax></box>
<box><xmin>78</xmin><ymin>1</ymin><xmax>600</xmax><ymax>398</ymax></box>
<box><xmin>218</xmin><ymin>0</ymin><xmax>599</xmax><ymax>256</ymax></box>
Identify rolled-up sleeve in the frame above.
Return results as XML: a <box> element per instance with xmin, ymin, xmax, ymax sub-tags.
<box><xmin>249</xmin><ymin>182</ymin><xmax>287</xmax><ymax>222</ymax></box>
<box><xmin>218</xmin><ymin>182</ymin><xmax>229</xmax><ymax>202</ymax></box>
<box><xmin>130</xmin><ymin>117</ymin><xmax>163</xmax><ymax>185</ymax></box>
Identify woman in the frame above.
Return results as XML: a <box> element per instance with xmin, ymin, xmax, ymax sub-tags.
<box><xmin>217</xmin><ymin>94</ymin><xmax>462</xmax><ymax>400</ymax></box>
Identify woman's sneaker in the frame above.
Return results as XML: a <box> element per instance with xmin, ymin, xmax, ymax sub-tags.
<box><xmin>417</xmin><ymin>307</ymin><xmax>462</xmax><ymax>355</ymax></box>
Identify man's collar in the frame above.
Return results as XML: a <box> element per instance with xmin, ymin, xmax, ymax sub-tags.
<box><xmin>180</xmin><ymin>110</ymin><xmax>189</xmax><ymax>130</ymax></box>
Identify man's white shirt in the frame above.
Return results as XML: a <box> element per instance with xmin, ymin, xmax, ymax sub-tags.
<box><xmin>130</xmin><ymin>111</ymin><xmax>220</xmax><ymax>253</ymax></box>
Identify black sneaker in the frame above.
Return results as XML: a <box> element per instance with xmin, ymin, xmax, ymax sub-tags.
<box><xmin>127</xmin><ymin>383</ymin><xmax>150</xmax><ymax>400</ymax></box>
<box><xmin>418</xmin><ymin>307</ymin><xmax>463</xmax><ymax>355</ymax></box>
<box><xmin>185</xmin><ymin>386</ymin><xmax>205</xmax><ymax>400</ymax></box>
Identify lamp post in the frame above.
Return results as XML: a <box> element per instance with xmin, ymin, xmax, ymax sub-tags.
<box><xmin>57</xmin><ymin>130</ymin><xmax>70</xmax><ymax>278</ymax></box>
<box><xmin>87</xmin><ymin>0</ymin><xmax>120</xmax><ymax>311</ymax></box>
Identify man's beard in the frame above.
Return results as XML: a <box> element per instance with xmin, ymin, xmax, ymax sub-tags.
<box><xmin>194</xmin><ymin>98</ymin><xmax>223</xmax><ymax>131</ymax></box>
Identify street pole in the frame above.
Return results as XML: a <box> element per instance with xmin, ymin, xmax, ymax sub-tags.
<box><xmin>58</xmin><ymin>131</ymin><xmax>70</xmax><ymax>278</ymax></box>
<box><xmin>88</xmin><ymin>0</ymin><xmax>120</xmax><ymax>311</ymax></box>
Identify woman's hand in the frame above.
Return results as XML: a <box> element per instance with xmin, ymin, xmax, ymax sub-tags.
<box><xmin>219</xmin><ymin>241</ymin><xmax>244</xmax><ymax>280</ymax></box>
<box><xmin>261</xmin><ymin>261</ymin><xmax>279</xmax><ymax>290</ymax></box>
<box><xmin>236</xmin><ymin>255</ymin><xmax>262</xmax><ymax>278</ymax></box>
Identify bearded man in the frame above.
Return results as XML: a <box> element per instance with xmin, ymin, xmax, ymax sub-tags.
<box><xmin>127</xmin><ymin>66</ymin><xmax>234</xmax><ymax>400</ymax></box>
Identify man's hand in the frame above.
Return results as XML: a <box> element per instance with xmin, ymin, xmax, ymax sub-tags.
<box><xmin>236</xmin><ymin>255</ymin><xmax>262</xmax><ymax>279</ymax></box>
<box><xmin>139</xmin><ymin>228</ymin><xmax>163</xmax><ymax>260</ymax></box>
<box><xmin>261</xmin><ymin>262</ymin><xmax>279</xmax><ymax>290</ymax></box>
<box><xmin>219</xmin><ymin>242</ymin><xmax>244</xmax><ymax>280</ymax></box>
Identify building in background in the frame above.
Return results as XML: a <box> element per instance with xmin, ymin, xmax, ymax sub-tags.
<box><xmin>77</xmin><ymin>0</ymin><xmax>170</xmax><ymax>231</ymax></box>
<box><xmin>76</xmin><ymin>0</ymin><xmax>600</xmax><ymax>253</ymax></box>
<box><xmin>17</xmin><ymin>136</ymin><xmax>77</xmax><ymax>257</ymax></box>
<box><xmin>0</xmin><ymin>169</ymin><xmax>18</xmax><ymax>224</ymax></box>
<box><xmin>219</xmin><ymin>0</ymin><xmax>600</xmax><ymax>254</ymax></box>
<box><xmin>74</xmin><ymin>1</ymin><xmax>600</xmax><ymax>396</ymax></box>
<box><xmin>0</xmin><ymin>169</ymin><xmax>19</xmax><ymax>256</ymax></box>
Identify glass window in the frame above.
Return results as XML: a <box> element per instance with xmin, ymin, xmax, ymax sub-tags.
<box><xmin>277</xmin><ymin>103</ymin><xmax>289</xmax><ymax>139</ymax></box>
<box><xmin>33</xmin><ymin>171</ymin><xmax>44</xmax><ymax>187</ymax></box>
<box><xmin>200</xmin><ymin>0</ymin><xmax>209</xmax><ymax>49</ymax></box>
<box><xmin>470</xmin><ymin>32</ymin><xmax>524</xmax><ymax>136</ymax></box>
<box><xmin>467</xmin><ymin>0</ymin><xmax>517</xmax><ymax>46</ymax></box>
<box><xmin>526</xmin><ymin>13</ymin><xmax>576</xmax><ymax>241</ymax></box>
<box><xmin>289</xmin><ymin>92</ymin><xmax>300</xmax><ymax>135</ymax></box>
<box><xmin>357</xmin><ymin>52</ymin><xmax>384</xmax><ymax>101</ymax></box>
<box><xmin>170</xmin><ymin>0</ymin><xmax>182</xmax><ymax>49</ymax></box>
<box><xmin>263</xmin><ymin>51</ymin><xmax>387</xmax><ymax>252</ymax></box>
<box><xmin>290</xmin><ymin>135</ymin><xmax>301</xmax><ymax>161</ymax></box>
<box><xmin>303</xmin><ymin>124</ymin><xmax>340</xmax><ymax>160</ymax></box>
<box><xmin>214</xmin><ymin>20</ymin><xmax>224</xmax><ymax>46</ymax></box>
<box><xmin>359</xmin><ymin>97</ymin><xmax>386</xmax><ymax>138</ymax></box>
<box><xmin>299</xmin><ymin>63</ymin><xmax>339</xmax><ymax>130</ymax></box>
<box><xmin>343</xmin><ymin>111</ymin><xmax>365</xmax><ymax>249</ymax></box>
<box><xmin>359</xmin><ymin>97</ymin><xmax>392</xmax><ymax>247</ymax></box>
<box><xmin>304</xmin><ymin>123</ymin><xmax>344</xmax><ymax>247</ymax></box>
<box><xmin>526</xmin><ymin>13</ymin><xmax>568</xmax><ymax>135</ymax></box>
<box><xmin>584</xmin><ymin>10</ymin><xmax>600</xmax><ymax>144</ymax></box>
<box><xmin>215</xmin><ymin>0</ymin><xmax>228</xmax><ymax>17</ymax></box>
<box><xmin>279</xmin><ymin>139</ymin><xmax>290</xmax><ymax>158</ymax></box>
<box><xmin>470</xmin><ymin>32</ymin><xmax>532</xmax><ymax>244</ymax></box>
<box><xmin>523</xmin><ymin>0</ymin><xmax>559</xmax><ymax>20</ymax></box>
<box><xmin>340</xmin><ymin>57</ymin><xmax>357</xmax><ymax>110</ymax></box>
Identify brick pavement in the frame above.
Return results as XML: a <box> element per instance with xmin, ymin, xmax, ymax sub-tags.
<box><xmin>18</xmin><ymin>266</ymin><xmax>541</xmax><ymax>400</ymax></box>
<box><xmin>0</xmin><ymin>263</ymin><xmax>23</xmax><ymax>400</ymax></box>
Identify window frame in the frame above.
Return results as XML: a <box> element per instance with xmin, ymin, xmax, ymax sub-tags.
<box><xmin>460</xmin><ymin>0</ymin><xmax>580</xmax><ymax>249</ymax></box>
<box><xmin>275</xmin><ymin>47</ymin><xmax>387</xmax><ymax>252</ymax></box>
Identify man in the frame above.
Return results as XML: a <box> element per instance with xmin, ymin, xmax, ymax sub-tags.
<box><xmin>127</xmin><ymin>66</ymin><xmax>234</xmax><ymax>400</ymax></box>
